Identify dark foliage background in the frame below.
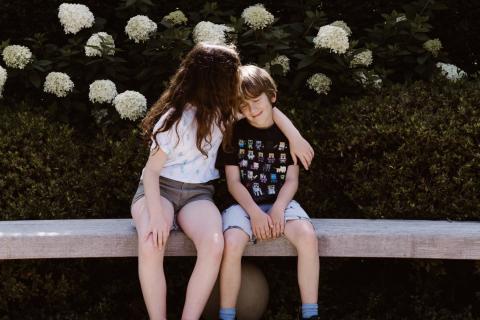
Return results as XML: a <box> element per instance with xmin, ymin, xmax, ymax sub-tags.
<box><xmin>0</xmin><ymin>0</ymin><xmax>479</xmax><ymax>319</ymax></box>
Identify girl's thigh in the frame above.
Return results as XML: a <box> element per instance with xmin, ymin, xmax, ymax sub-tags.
<box><xmin>176</xmin><ymin>200</ymin><xmax>223</xmax><ymax>242</ymax></box>
<box><xmin>131</xmin><ymin>196</ymin><xmax>175</xmax><ymax>238</ymax></box>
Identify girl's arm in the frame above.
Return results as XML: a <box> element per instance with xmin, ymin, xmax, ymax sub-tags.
<box><xmin>142</xmin><ymin>147</ymin><xmax>169</xmax><ymax>249</ymax></box>
<box><xmin>272</xmin><ymin>107</ymin><xmax>314</xmax><ymax>170</ymax></box>
<box><xmin>225</xmin><ymin>165</ymin><xmax>273</xmax><ymax>240</ymax></box>
<box><xmin>269</xmin><ymin>165</ymin><xmax>299</xmax><ymax>238</ymax></box>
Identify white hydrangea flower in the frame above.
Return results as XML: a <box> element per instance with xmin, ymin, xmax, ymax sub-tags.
<box><xmin>113</xmin><ymin>90</ymin><xmax>147</xmax><ymax>121</ymax></box>
<box><xmin>395</xmin><ymin>15</ymin><xmax>407</xmax><ymax>23</ymax></box>
<box><xmin>0</xmin><ymin>65</ymin><xmax>7</xmax><ymax>98</ymax></box>
<box><xmin>436</xmin><ymin>62</ymin><xmax>467</xmax><ymax>82</ymax></box>
<box><xmin>163</xmin><ymin>10</ymin><xmax>188</xmax><ymax>26</ymax></box>
<box><xmin>350</xmin><ymin>50</ymin><xmax>373</xmax><ymax>67</ymax></box>
<box><xmin>85</xmin><ymin>32</ymin><xmax>115</xmax><ymax>57</ymax></box>
<box><xmin>193</xmin><ymin>21</ymin><xmax>233</xmax><ymax>45</ymax></box>
<box><xmin>265</xmin><ymin>55</ymin><xmax>290</xmax><ymax>75</ymax></box>
<box><xmin>307</xmin><ymin>73</ymin><xmax>332</xmax><ymax>95</ymax></box>
<box><xmin>2</xmin><ymin>45</ymin><xmax>33</xmax><ymax>69</ymax></box>
<box><xmin>423</xmin><ymin>38</ymin><xmax>442</xmax><ymax>57</ymax></box>
<box><xmin>58</xmin><ymin>3</ymin><xmax>94</xmax><ymax>34</ymax></box>
<box><xmin>43</xmin><ymin>72</ymin><xmax>74</xmax><ymax>97</ymax></box>
<box><xmin>125</xmin><ymin>15</ymin><xmax>158</xmax><ymax>43</ymax></box>
<box><xmin>313</xmin><ymin>25</ymin><xmax>349</xmax><ymax>54</ymax></box>
<box><xmin>241</xmin><ymin>4</ymin><xmax>274</xmax><ymax>30</ymax></box>
<box><xmin>329</xmin><ymin>20</ymin><xmax>351</xmax><ymax>37</ymax></box>
<box><xmin>355</xmin><ymin>71</ymin><xmax>382</xmax><ymax>89</ymax></box>
<box><xmin>89</xmin><ymin>80</ymin><xmax>118</xmax><ymax>104</ymax></box>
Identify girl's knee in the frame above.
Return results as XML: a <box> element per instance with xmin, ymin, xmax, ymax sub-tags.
<box><xmin>138</xmin><ymin>234</ymin><xmax>167</xmax><ymax>258</ymax></box>
<box><xmin>197</xmin><ymin>234</ymin><xmax>224</xmax><ymax>259</ymax></box>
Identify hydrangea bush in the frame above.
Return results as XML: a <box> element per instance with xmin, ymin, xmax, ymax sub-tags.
<box><xmin>0</xmin><ymin>1</ymin><xmax>469</xmax><ymax>124</ymax></box>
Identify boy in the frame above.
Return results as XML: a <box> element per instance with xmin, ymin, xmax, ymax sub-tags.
<box><xmin>216</xmin><ymin>65</ymin><xmax>320</xmax><ymax>320</ymax></box>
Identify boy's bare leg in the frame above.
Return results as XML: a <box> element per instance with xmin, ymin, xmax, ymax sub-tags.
<box><xmin>284</xmin><ymin>219</ymin><xmax>319</xmax><ymax>304</ymax></box>
<box><xmin>220</xmin><ymin>228</ymin><xmax>250</xmax><ymax>308</ymax></box>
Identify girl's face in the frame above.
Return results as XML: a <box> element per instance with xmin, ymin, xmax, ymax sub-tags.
<box><xmin>240</xmin><ymin>92</ymin><xmax>276</xmax><ymax>128</ymax></box>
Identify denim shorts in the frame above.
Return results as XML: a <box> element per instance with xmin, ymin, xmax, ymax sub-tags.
<box><xmin>131</xmin><ymin>176</ymin><xmax>215</xmax><ymax>230</ymax></box>
<box><xmin>222</xmin><ymin>200</ymin><xmax>312</xmax><ymax>242</ymax></box>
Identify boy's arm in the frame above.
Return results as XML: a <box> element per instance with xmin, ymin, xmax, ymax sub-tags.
<box><xmin>269</xmin><ymin>165</ymin><xmax>299</xmax><ymax>238</ymax></box>
<box><xmin>272</xmin><ymin>107</ymin><xmax>314</xmax><ymax>170</ymax></box>
<box><xmin>225</xmin><ymin>165</ymin><xmax>273</xmax><ymax>240</ymax></box>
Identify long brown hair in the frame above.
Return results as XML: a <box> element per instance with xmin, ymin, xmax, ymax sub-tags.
<box><xmin>141</xmin><ymin>43</ymin><xmax>242</xmax><ymax>156</ymax></box>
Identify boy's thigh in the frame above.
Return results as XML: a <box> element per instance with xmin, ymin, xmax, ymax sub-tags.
<box><xmin>222</xmin><ymin>204</ymin><xmax>254</xmax><ymax>241</ymax></box>
<box><xmin>284</xmin><ymin>200</ymin><xmax>311</xmax><ymax>223</ymax></box>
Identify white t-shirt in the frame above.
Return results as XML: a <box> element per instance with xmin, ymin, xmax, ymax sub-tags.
<box><xmin>139</xmin><ymin>104</ymin><xmax>223</xmax><ymax>183</ymax></box>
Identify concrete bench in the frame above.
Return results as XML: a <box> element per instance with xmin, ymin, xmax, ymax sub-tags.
<box><xmin>1</xmin><ymin>218</ymin><xmax>479</xmax><ymax>260</ymax></box>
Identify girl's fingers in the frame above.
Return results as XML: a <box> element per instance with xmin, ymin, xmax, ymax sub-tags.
<box><xmin>154</xmin><ymin>230</ymin><xmax>159</xmax><ymax>248</ymax></box>
<box><xmin>162</xmin><ymin>230</ymin><xmax>169</xmax><ymax>249</ymax></box>
<box><xmin>291</xmin><ymin>150</ymin><xmax>298</xmax><ymax>165</ymax></box>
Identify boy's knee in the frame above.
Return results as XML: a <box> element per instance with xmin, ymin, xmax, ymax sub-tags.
<box><xmin>299</xmin><ymin>225</ymin><xmax>318</xmax><ymax>249</ymax></box>
<box><xmin>224</xmin><ymin>230</ymin><xmax>248</xmax><ymax>257</ymax></box>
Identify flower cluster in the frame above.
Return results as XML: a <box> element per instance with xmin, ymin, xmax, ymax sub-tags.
<box><xmin>265</xmin><ymin>55</ymin><xmax>290</xmax><ymax>75</ymax></box>
<box><xmin>58</xmin><ymin>3</ymin><xmax>94</xmax><ymax>34</ymax></box>
<box><xmin>307</xmin><ymin>73</ymin><xmax>332</xmax><ymax>95</ymax></box>
<box><xmin>89</xmin><ymin>80</ymin><xmax>117</xmax><ymax>104</ymax></box>
<box><xmin>125</xmin><ymin>15</ymin><xmax>158</xmax><ymax>43</ymax></box>
<box><xmin>350</xmin><ymin>50</ymin><xmax>373</xmax><ymax>67</ymax></box>
<box><xmin>329</xmin><ymin>20</ymin><xmax>351</xmax><ymax>36</ymax></box>
<box><xmin>2</xmin><ymin>45</ymin><xmax>33</xmax><ymax>69</ymax></box>
<box><xmin>113</xmin><ymin>90</ymin><xmax>147</xmax><ymax>120</ymax></box>
<box><xmin>85</xmin><ymin>32</ymin><xmax>115</xmax><ymax>57</ymax></box>
<box><xmin>355</xmin><ymin>70</ymin><xmax>382</xmax><ymax>89</ymax></box>
<box><xmin>0</xmin><ymin>65</ymin><xmax>7</xmax><ymax>98</ymax></box>
<box><xmin>423</xmin><ymin>38</ymin><xmax>442</xmax><ymax>57</ymax></box>
<box><xmin>193</xmin><ymin>21</ymin><xmax>233</xmax><ymax>45</ymax></box>
<box><xmin>241</xmin><ymin>4</ymin><xmax>274</xmax><ymax>30</ymax></box>
<box><xmin>43</xmin><ymin>72</ymin><xmax>74</xmax><ymax>97</ymax></box>
<box><xmin>163</xmin><ymin>10</ymin><xmax>188</xmax><ymax>26</ymax></box>
<box><xmin>436</xmin><ymin>62</ymin><xmax>467</xmax><ymax>82</ymax></box>
<box><xmin>313</xmin><ymin>25</ymin><xmax>349</xmax><ymax>54</ymax></box>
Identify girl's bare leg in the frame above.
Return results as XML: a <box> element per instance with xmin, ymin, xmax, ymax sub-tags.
<box><xmin>177</xmin><ymin>200</ymin><xmax>225</xmax><ymax>320</ymax></box>
<box><xmin>131</xmin><ymin>196</ymin><xmax>174</xmax><ymax>320</ymax></box>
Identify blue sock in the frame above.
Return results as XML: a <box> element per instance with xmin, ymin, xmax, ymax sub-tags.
<box><xmin>219</xmin><ymin>307</ymin><xmax>236</xmax><ymax>320</ymax></box>
<box><xmin>302</xmin><ymin>303</ymin><xmax>318</xmax><ymax>318</ymax></box>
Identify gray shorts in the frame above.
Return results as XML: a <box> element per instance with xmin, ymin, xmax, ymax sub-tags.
<box><xmin>222</xmin><ymin>200</ymin><xmax>312</xmax><ymax>242</ymax></box>
<box><xmin>131</xmin><ymin>176</ymin><xmax>215</xmax><ymax>230</ymax></box>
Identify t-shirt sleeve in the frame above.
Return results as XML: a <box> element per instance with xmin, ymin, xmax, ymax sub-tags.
<box><xmin>215</xmin><ymin>130</ymin><xmax>239</xmax><ymax>168</ymax></box>
<box><xmin>150</xmin><ymin>110</ymin><xmax>176</xmax><ymax>155</ymax></box>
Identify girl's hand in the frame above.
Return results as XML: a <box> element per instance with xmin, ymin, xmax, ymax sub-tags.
<box><xmin>268</xmin><ymin>205</ymin><xmax>285</xmax><ymax>239</ymax></box>
<box><xmin>289</xmin><ymin>136</ymin><xmax>314</xmax><ymax>170</ymax></box>
<box><xmin>145</xmin><ymin>210</ymin><xmax>171</xmax><ymax>250</ymax></box>
<box><xmin>250</xmin><ymin>209</ymin><xmax>273</xmax><ymax>240</ymax></box>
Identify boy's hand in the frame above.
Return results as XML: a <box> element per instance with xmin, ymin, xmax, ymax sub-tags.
<box><xmin>269</xmin><ymin>205</ymin><xmax>285</xmax><ymax>238</ymax></box>
<box><xmin>289</xmin><ymin>136</ymin><xmax>314</xmax><ymax>170</ymax></box>
<box><xmin>250</xmin><ymin>209</ymin><xmax>273</xmax><ymax>240</ymax></box>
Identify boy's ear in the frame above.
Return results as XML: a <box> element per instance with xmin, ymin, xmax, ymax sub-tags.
<box><xmin>270</xmin><ymin>93</ymin><xmax>277</xmax><ymax>104</ymax></box>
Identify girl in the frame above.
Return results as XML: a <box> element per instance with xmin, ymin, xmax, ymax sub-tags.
<box><xmin>130</xmin><ymin>43</ymin><xmax>314</xmax><ymax>320</ymax></box>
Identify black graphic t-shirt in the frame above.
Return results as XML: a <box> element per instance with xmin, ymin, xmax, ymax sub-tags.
<box><xmin>216</xmin><ymin>118</ymin><xmax>294</xmax><ymax>205</ymax></box>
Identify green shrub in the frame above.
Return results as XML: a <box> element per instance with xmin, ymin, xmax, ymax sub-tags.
<box><xmin>312</xmin><ymin>78</ymin><xmax>480</xmax><ymax>219</ymax></box>
<box><xmin>0</xmin><ymin>107</ymin><xmax>146</xmax><ymax>219</ymax></box>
